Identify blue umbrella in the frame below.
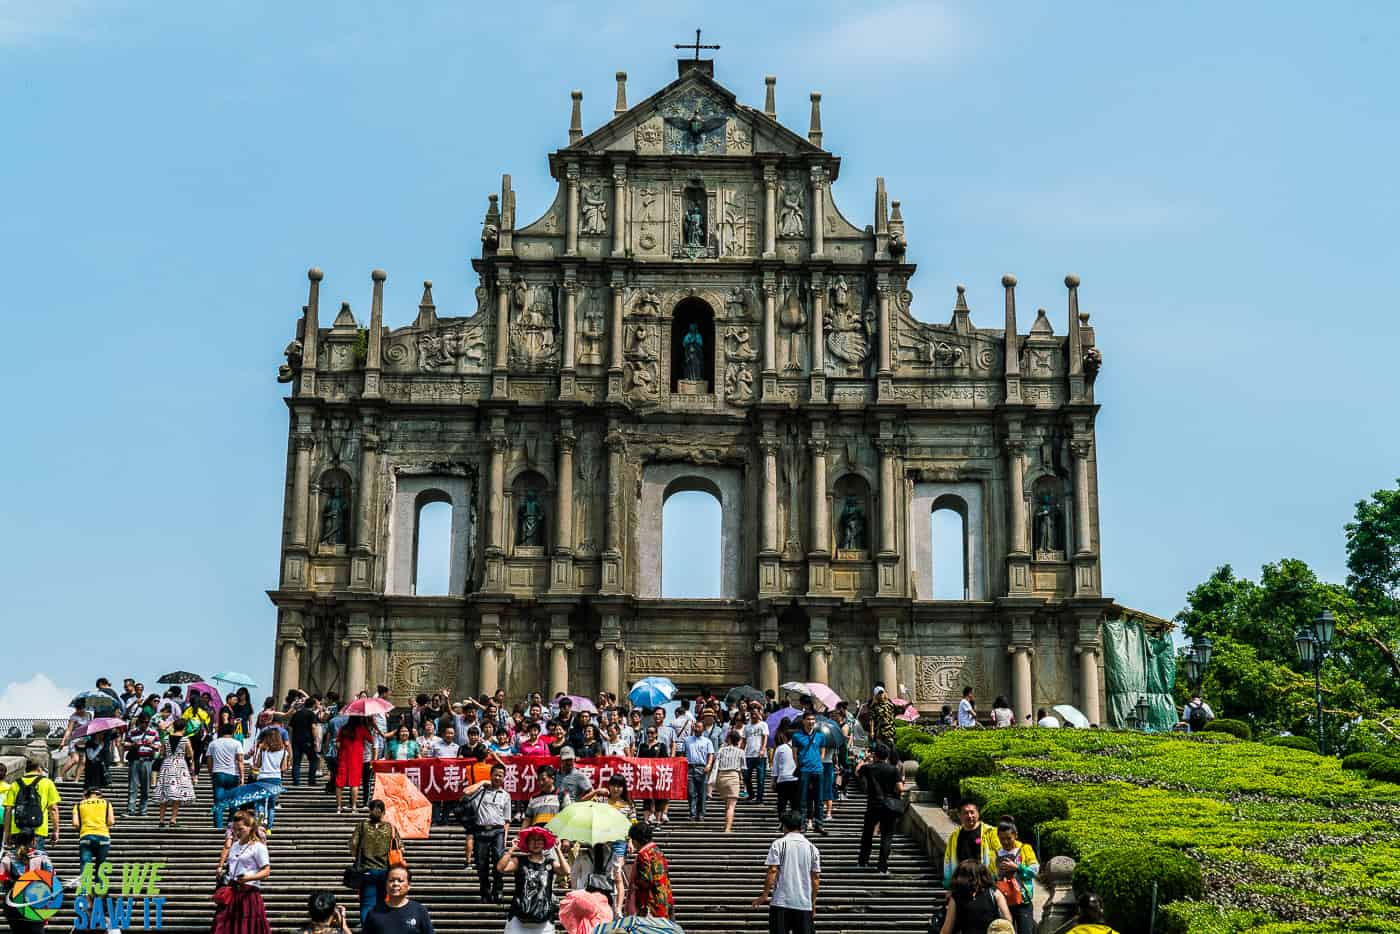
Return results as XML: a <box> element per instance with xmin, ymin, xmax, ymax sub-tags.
<box><xmin>815</xmin><ymin>715</ymin><xmax>848</xmax><ymax>751</ymax></box>
<box><xmin>628</xmin><ymin>678</ymin><xmax>675</xmax><ymax>709</ymax></box>
<box><xmin>639</xmin><ymin>676</ymin><xmax>676</xmax><ymax>694</ymax></box>
<box><xmin>212</xmin><ymin>671</ymin><xmax>258</xmax><ymax>688</ymax></box>
<box><xmin>69</xmin><ymin>691</ymin><xmax>120</xmax><ymax>715</ymax></box>
<box><xmin>594</xmin><ymin>916</ymin><xmax>686</xmax><ymax>933</ymax></box>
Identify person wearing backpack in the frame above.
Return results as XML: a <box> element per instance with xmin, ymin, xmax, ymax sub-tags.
<box><xmin>2</xmin><ymin>755</ymin><xmax>61</xmax><ymax>852</ymax></box>
<box><xmin>1</xmin><ymin>832</ymin><xmax>56</xmax><ymax>933</ymax></box>
<box><xmin>1182</xmin><ymin>695</ymin><xmax>1214</xmax><ymax>733</ymax></box>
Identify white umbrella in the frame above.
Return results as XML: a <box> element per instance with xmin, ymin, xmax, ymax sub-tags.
<box><xmin>1053</xmin><ymin>704</ymin><xmax>1090</xmax><ymax>729</ymax></box>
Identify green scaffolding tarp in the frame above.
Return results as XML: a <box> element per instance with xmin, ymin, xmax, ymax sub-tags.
<box><xmin>1102</xmin><ymin>616</ymin><xmax>1178</xmax><ymax>730</ymax></box>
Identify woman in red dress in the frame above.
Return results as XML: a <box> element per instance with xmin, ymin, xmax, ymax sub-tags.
<box><xmin>335</xmin><ymin>717</ymin><xmax>370</xmax><ymax>814</ymax></box>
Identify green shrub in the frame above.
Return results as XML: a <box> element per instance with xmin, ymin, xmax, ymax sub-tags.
<box><xmin>914</xmin><ymin>749</ymin><xmax>997</xmax><ymax>800</ymax></box>
<box><xmin>977</xmin><ymin>788</ymin><xmax>1071</xmax><ymax>840</ymax></box>
<box><xmin>1262</xmin><ymin>735</ymin><xmax>1319</xmax><ymax>754</ymax></box>
<box><xmin>1073</xmin><ymin>845</ymin><xmax>1204</xmax><ymax>933</ymax></box>
<box><xmin>1365</xmin><ymin>758</ymin><xmax>1400</xmax><ymax>784</ymax></box>
<box><xmin>1342</xmin><ymin>752</ymin><xmax>1385</xmax><ymax>772</ymax></box>
<box><xmin>894</xmin><ymin>726</ymin><xmax>936</xmax><ymax>760</ymax></box>
<box><xmin>1201</xmin><ymin>718</ymin><xmax>1252</xmax><ymax>740</ymax></box>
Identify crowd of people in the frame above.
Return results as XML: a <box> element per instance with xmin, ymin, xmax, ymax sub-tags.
<box><xmin>0</xmin><ymin>675</ymin><xmax>1126</xmax><ymax>934</ymax></box>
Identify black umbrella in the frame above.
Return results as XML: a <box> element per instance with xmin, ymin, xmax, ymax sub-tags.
<box><xmin>157</xmin><ymin>671</ymin><xmax>204</xmax><ymax>685</ymax></box>
<box><xmin>724</xmin><ymin>684</ymin><xmax>766</xmax><ymax>707</ymax></box>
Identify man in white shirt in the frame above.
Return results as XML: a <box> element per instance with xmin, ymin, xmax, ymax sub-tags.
<box><xmin>957</xmin><ymin>687</ymin><xmax>978</xmax><ymax>728</ymax></box>
<box><xmin>1036</xmin><ymin>708</ymin><xmax>1061</xmax><ymax>728</ymax></box>
<box><xmin>207</xmin><ymin>724</ymin><xmax>245</xmax><ymax>829</ymax></box>
<box><xmin>742</xmin><ymin>708</ymin><xmax>770</xmax><ymax>804</ymax></box>
<box><xmin>752</xmin><ymin>809</ymin><xmax>821</xmax><ymax>933</ymax></box>
<box><xmin>681</xmin><ymin>721</ymin><xmax>715</xmax><ymax>821</ymax></box>
<box><xmin>671</xmin><ymin>701</ymin><xmax>696</xmax><ymax>737</ymax></box>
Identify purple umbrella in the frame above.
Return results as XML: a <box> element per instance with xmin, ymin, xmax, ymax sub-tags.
<box><xmin>565</xmin><ymin>695</ymin><xmax>598</xmax><ymax>714</ymax></box>
<box><xmin>72</xmin><ymin>717</ymin><xmax>126</xmax><ymax>739</ymax></box>
<box><xmin>766</xmin><ymin>706</ymin><xmax>803</xmax><ymax>738</ymax></box>
<box><xmin>186</xmin><ymin>682</ymin><xmax>223</xmax><ymax>713</ymax></box>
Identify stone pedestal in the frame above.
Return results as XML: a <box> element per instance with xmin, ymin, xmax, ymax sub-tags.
<box><xmin>676</xmin><ymin>379</ymin><xmax>707</xmax><ymax>396</ymax></box>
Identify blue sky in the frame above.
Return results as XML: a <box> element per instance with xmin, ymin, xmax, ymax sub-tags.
<box><xmin>2</xmin><ymin>2</ymin><xmax>1397</xmax><ymax>713</ymax></box>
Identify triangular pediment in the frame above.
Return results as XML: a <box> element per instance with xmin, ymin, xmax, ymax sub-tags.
<box><xmin>568</xmin><ymin>68</ymin><xmax>823</xmax><ymax>159</ymax></box>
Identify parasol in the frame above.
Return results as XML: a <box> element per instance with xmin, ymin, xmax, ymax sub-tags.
<box><xmin>211</xmin><ymin>671</ymin><xmax>259</xmax><ymax>688</ymax></box>
<box><xmin>343</xmin><ymin>696</ymin><xmax>394</xmax><ymax>717</ymax></box>
<box><xmin>69</xmin><ymin>691</ymin><xmax>120</xmax><ymax>716</ymax></box>
<box><xmin>766</xmin><ymin>706</ymin><xmax>803</xmax><ymax>738</ymax></box>
<box><xmin>1053</xmin><ymin>704</ymin><xmax>1090</xmax><ymax>729</ymax></box>
<box><xmin>565</xmin><ymin>695</ymin><xmax>599</xmax><ymax>714</ymax></box>
<box><xmin>898</xmin><ymin>706</ymin><xmax>921</xmax><ymax>722</ymax></box>
<box><xmin>803</xmin><ymin>682</ymin><xmax>842</xmax><ymax>710</ymax></box>
<box><xmin>185</xmin><ymin>683</ymin><xmax>223</xmax><ymax>713</ymax></box>
<box><xmin>629</xmin><ymin>679</ymin><xmax>675</xmax><ymax>709</ymax></box>
<box><xmin>593</xmin><ymin>916</ymin><xmax>687</xmax><ymax>933</ymax></box>
<box><xmin>546</xmin><ymin>800</ymin><xmax>633</xmax><ymax>844</ymax></box>
<box><xmin>723</xmin><ymin>684</ymin><xmax>765</xmax><ymax>707</ymax></box>
<box><xmin>157</xmin><ymin>671</ymin><xmax>203</xmax><ymax>685</ymax></box>
<box><xmin>814</xmin><ymin>715</ymin><xmax>848</xmax><ymax>751</ymax></box>
<box><xmin>72</xmin><ymin>717</ymin><xmax>126</xmax><ymax>739</ymax></box>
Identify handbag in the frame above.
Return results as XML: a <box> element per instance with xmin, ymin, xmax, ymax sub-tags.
<box><xmin>341</xmin><ymin>867</ymin><xmax>366</xmax><ymax>890</ymax></box>
<box><xmin>882</xmin><ymin>795</ymin><xmax>908</xmax><ymax>815</ymax></box>
<box><xmin>211</xmin><ymin>884</ymin><xmax>235</xmax><ymax>908</ymax></box>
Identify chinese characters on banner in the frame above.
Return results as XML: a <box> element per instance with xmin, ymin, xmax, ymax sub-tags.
<box><xmin>372</xmin><ymin>756</ymin><xmax>689</xmax><ymax>802</ymax></box>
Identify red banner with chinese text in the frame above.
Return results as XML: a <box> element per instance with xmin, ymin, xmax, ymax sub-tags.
<box><xmin>372</xmin><ymin>756</ymin><xmax>688</xmax><ymax>802</ymax></box>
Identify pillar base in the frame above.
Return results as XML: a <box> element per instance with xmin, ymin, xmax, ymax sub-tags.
<box><xmin>492</xmin><ymin>371</ymin><xmax>509</xmax><ymax>399</ymax></box>
<box><xmin>805</xmin><ymin>553</ymin><xmax>832</xmax><ymax>595</ymax></box>
<box><xmin>600</xmin><ymin>551</ymin><xmax>623</xmax><ymax>593</ymax></box>
<box><xmin>550</xmin><ymin>554</ymin><xmax>575</xmax><ymax>592</ymax></box>
<box><xmin>1006</xmin><ymin>553</ymin><xmax>1031</xmax><ymax>595</ymax></box>
<box><xmin>876</xmin><ymin>553</ymin><xmax>901</xmax><ymax>596</ymax></box>
<box><xmin>559</xmin><ymin>370</ymin><xmax>577</xmax><ymax>400</ymax></box>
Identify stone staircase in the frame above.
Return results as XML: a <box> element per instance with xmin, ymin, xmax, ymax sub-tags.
<box><xmin>40</xmin><ymin>767</ymin><xmax>941</xmax><ymax>932</ymax></box>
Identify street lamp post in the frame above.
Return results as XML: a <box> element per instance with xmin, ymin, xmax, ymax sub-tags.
<box><xmin>1294</xmin><ymin>610</ymin><xmax>1336</xmax><ymax>754</ymax></box>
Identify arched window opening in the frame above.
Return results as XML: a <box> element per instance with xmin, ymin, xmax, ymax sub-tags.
<box><xmin>662</xmin><ymin>487</ymin><xmax>722</xmax><ymax>598</ymax></box>
<box><xmin>414</xmin><ymin>496</ymin><xmax>452</xmax><ymax>595</ymax></box>
<box><xmin>931</xmin><ymin>498</ymin><xmax>969</xmax><ymax>600</ymax></box>
<box><xmin>670</xmin><ymin>297</ymin><xmax>716</xmax><ymax>393</ymax></box>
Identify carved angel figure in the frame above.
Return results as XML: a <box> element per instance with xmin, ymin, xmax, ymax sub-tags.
<box><xmin>724</xmin><ymin>286</ymin><xmax>749</xmax><ymax>320</ymax></box>
<box><xmin>580</xmin><ymin>182</ymin><xmax>608</xmax><ymax>235</ymax></box>
<box><xmin>665</xmin><ymin>105</ymin><xmax>726</xmax><ymax>154</ymax></box>
<box><xmin>824</xmin><ymin>276</ymin><xmax>872</xmax><ymax>373</ymax></box>
<box><xmin>779</xmin><ymin>187</ymin><xmax>805</xmax><ymax>237</ymax></box>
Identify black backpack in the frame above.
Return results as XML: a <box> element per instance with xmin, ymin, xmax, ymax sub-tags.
<box><xmin>1187</xmin><ymin>704</ymin><xmax>1210</xmax><ymax>731</ymax></box>
<box><xmin>12</xmin><ymin>777</ymin><xmax>46</xmax><ymax>833</ymax></box>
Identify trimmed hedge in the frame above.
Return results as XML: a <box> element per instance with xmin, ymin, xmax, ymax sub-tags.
<box><xmin>914</xmin><ymin>749</ymin><xmax>998</xmax><ymax>800</ymax></box>
<box><xmin>981</xmin><ymin>788</ymin><xmax>1071</xmax><ymax>839</ymax></box>
<box><xmin>1342</xmin><ymin>751</ymin><xmax>1386</xmax><ymax>772</ymax></box>
<box><xmin>1366</xmin><ymin>758</ymin><xmax>1400</xmax><ymax>784</ymax></box>
<box><xmin>1201</xmin><ymin>718</ymin><xmax>1252</xmax><ymax>740</ymax></box>
<box><xmin>894</xmin><ymin>725</ymin><xmax>937</xmax><ymax>760</ymax></box>
<box><xmin>1073</xmin><ymin>844</ymin><xmax>1204</xmax><ymax>934</ymax></box>
<box><xmin>1262</xmin><ymin>735</ymin><xmax>1320</xmax><ymax>754</ymax></box>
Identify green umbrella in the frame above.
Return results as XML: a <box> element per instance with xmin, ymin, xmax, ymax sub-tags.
<box><xmin>545</xmin><ymin>801</ymin><xmax>632</xmax><ymax>844</ymax></box>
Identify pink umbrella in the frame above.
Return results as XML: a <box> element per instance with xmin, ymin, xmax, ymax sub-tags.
<box><xmin>558</xmin><ymin>890</ymin><xmax>613</xmax><ymax>934</ymax></box>
<box><xmin>898</xmin><ymin>706</ymin><xmax>921</xmax><ymax>722</ymax></box>
<box><xmin>186</xmin><ymin>682</ymin><xmax>223</xmax><ymax>713</ymax></box>
<box><xmin>804</xmin><ymin>682</ymin><xmax>842</xmax><ymax>710</ymax></box>
<box><xmin>564</xmin><ymin>695</ymin><xmax>598</xmax><ymax>713</ymax></box>
<box><xmin>343</xmin><ymin>696</ymin><xmax>394</xmax><ymax>717</ymax></box>
<box><xmin>73</xmin><ymin>717</ymin><xmax>126</xmax><ymax>739</ymax></box>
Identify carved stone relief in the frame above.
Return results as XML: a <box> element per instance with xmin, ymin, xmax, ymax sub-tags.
<box><xmin>508</xmin><ymin>277</ymin><xmax>559</xmax><ymax>372</ymax></box>
<box><xmin>632</xmin><ymin>182</ymin><xmax>666</xmax><ymax>256</ymax></box>
<box><xmin>577</xmin><ymin>288</ymin><xmax>605</xmax><ymax>366</ymax></box>
<box><xmin>778</xmin><ymin>177</ymin><xmax>806</xmax><ymax>238</ymax></box>
<box><xmin>388</xmin><ymin>651</ymin><xmax>461</xmax><ymax>704</ymax></box>
<box><xmin>623</xmin><ymin>323</ymin><xmax>659</xmax><ymax>399</ymax></box>
<box><xmin>722</xmin><ymin>326</ymin><xmax>757</xmax><ymax>403</ymax></box>
<box><xmin>574</xmin><ymin>430</ymin><xmax>604</xmax><ymax>555</ymax></box>
<box><xmin>633</xmin><ymin>119</ymin><xmax>664</xmax><ymax>154</ymax></box>
<box><xmin>778</xmin><ymin>276</ymin><xmax>808</xmax><ymax>373</ymax></box>
<box><xmin>659</xmin><ymin>92</ymin><xmax>733</xmax><ymax>155</ymax></box>
<box><xmin>720</xmin><ymin>187</ymin><xmax>753</xmax><ymax>257</ymax></box>
<box><xmin>914</xmin><ymin>654</ymin><xmax>985</xmax><ymax>705</ymax></box>
<box><xmin>824</xmin><ymin>276</ymin><xmax>873</xmax><ymax>375</ymax></box>
<box><xmin>579</xmin><ymin>180</ymin><xmax>608</xmax><ymax>236</ymax></box>
<box><xmin>400</xmin><ymin>322</ymin><xmax>488</xmax><ymax>373</ymax></box>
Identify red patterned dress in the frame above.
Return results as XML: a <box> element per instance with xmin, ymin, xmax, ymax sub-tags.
<box><xmin>628</xmin><ymin>842</ymin><xmax>674</xmax><ymax>918</ymax></box>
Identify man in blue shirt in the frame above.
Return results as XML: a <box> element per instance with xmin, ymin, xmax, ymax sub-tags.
<box><xmin>680</xmin><ymin>721</ymin><xmax>715</xmax><ymax>821</ymax></box>
<box><xmin>789</xmin><ymin>711</ymin><xmax>828</xmax><ymax>834</ymax></box>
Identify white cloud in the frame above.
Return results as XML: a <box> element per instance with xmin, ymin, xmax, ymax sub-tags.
<box><xmin>0</xmin><ymin>673</ymin><xmax>76</xmax><ymax>717</ymax></box>
<box><xmin>0</xmin><ymin>0</ymin><xmax>110</xmax><ymax>47</ymax></box>
<box><xmin>789</xmin><ymin>2</ymin><xmax>970</xmax><ymax>70</ymax></box>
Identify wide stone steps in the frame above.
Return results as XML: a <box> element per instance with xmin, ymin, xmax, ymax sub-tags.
<box><xmin>39</xmin><ymin>767</ymin><xmax>941</xmax><ymax>932</ymax></box>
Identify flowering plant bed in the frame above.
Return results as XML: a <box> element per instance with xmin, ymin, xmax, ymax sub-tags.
<box><xmin>896</xmin><ymin>725</ymin><xmax>1400</xmax><ymax>932</ymax></box>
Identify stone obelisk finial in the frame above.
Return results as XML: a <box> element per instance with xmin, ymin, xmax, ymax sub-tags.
<box><xmin>568</xmin><ymin>90</ymin><xmax>583</xmax><ymax>143</ymax></box>
<box><xmin>1066</xmin><ymin>274</ymin><xmax>1085</xmax><ymax>400</ymax></box>
<box><xmin>364</xmin><ymin>269</ymin><xmax>385</xmax><ymax>398</ymax></box>
<box><xmin>764</xmin><ymin>75</ymin><xmax>777</xmax><ymax>119</ymax></box>
<box><xmin>808</xmin><ymin>92</ymin><xmax>823</xmax><ymax>147</ymax></box>
<box><xmin>298</xmin><ymin>267</ymin><xmax>323</xmax><ymax>397</ymax></box>
<box><xmin>1002</xmin><ymin>274</ymin><xmax>1022</xmax><ymax>403</ymax></box>
<box><xmin>414</xmin><ymin>280</ymin><xmax>437</xmax><ymax>330</ymax></box>
<box><xmin>614</xmin><ymin>72</ymin><xmax>628</xmax><ymax>115</ymax></box>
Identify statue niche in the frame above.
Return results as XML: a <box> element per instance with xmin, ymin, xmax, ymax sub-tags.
<box><xmin>1032</xmin><ymin>477</ymin><xmax>1067</xmax><ymax>558</ymax></box>
<box><xmin>317</xmin><ymin>469</ymin><xmax>353</xmax><ymax>549</ymax></box>
<box><xmin>512</xmin><ymin>470</ymin><xmax>549</xmax><ymax>551</ymax></box>
<box><xmin>670</xmin><ymin>297</ymin><xmax>715</xmax><ymax>395</ymax></box>
<box><xmin>681</xmin><ymin>183</ymin><xmax>707</xmax><ymax>258</ymax></box>
<box><xmin>832</xmin><ymin>474</ymin><xmax>872</xmax><ymax>555</ymax></box>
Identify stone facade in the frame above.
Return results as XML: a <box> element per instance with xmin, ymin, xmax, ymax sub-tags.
<box><xmin>268</xmin><ymin>59</ymin><xmax>1112</xmax><ymax>724</ymax></box>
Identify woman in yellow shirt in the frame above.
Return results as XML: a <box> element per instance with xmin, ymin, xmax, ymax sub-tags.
<box><xmin>72</xmin><ymin>787</ymin><xmax>116</xmax><ymax>880</ymax></box>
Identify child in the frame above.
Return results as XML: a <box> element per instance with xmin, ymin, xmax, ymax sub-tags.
<box><xmin>995</xmin><ymin>815</ymin><xmax>1040</xmax><ymax>934</ymax></box>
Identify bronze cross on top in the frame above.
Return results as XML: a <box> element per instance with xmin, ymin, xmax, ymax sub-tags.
<box><xmin>674</xmin><ymin>28</ymin><xmax>720</xmax><ymax>61</ymax></box>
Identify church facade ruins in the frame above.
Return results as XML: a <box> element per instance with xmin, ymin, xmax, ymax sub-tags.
<box><xmin>269</xmin><ymin>56</ymin><xmax>1113</xmax><ymax>724</ymax></box>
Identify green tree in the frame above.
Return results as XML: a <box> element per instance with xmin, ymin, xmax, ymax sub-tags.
<box><xmin>1346</xmin><ymin>480</ymin><xmax>1400</xmax><ymax>609</ymax></box>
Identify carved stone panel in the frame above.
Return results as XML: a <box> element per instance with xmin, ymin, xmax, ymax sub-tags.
<box><xmin>627</xmin><ymin>651</ymin><xmax>749</xmax><ymax>684</ymax></box>
<box><xmin>623</xmin><ymin>323</ymin><xmax>660</xmax><ymax>401</ymax></box>
<box><xmin>388</xmin><ymin>651</ymin><xmax>461</xmax><ymax>705</ymax></box>
<box><xmin>914</xmin><ymin>654</ymin><xmax>985</xmax><ymax>706</ymax></box>
<box><xmin>631</xmin><ymin>182</ymin><xmax>667</xmax><ymax>257</ymax></box>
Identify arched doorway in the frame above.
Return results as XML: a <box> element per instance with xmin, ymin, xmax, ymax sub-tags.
<box><xmin>662</xmin><ymin>485</ymin><xmax>722</xmax><ymax>597</ymax></box>
<box><xmin>670</xmin><ymin>297</ymin><xmax>715</xmax><ymax>393</ymax></box>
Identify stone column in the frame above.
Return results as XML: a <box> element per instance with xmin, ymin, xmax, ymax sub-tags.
<box><xmin>343</xmin><ymin>619</ymin><xmax>371</xmax><ymax>698</ymax></box>
<box><xmin>877</xmin><ymin>645</ymin><xmax>898</xmax><ymax>693</ymax></box>
<box><xmin>561</xmin><ymin>276</ymin><xmax>578</xmax><ymax>371</ymax></box>
<box><xmin>555</xmin><ymin>426</ymin><xmax>575</xmax><ymax>553</ymax></box>
<box><xmin>565</xmin><ymin>164</ymin><xmax>580</xmax><ymax>256</ymax></box>
<box><xmin>548</xmin><ymin>614</ymin><xmax>572</xmax><ymax>698</ymax></box>
<box><xmin>809</xmin><ymin>439</ymin><xmax>829</xmax><ymax>554</ymax></box>
<box><xmin>275</xmin><ymin>611</ymin><xmax>304</xmax><ymax>700</ymax></box>
<box><xmin>1071</xmin><ymin>440</ymin><xmax>1093</xmax><ymax>554</ymax></box>
<box><xmin>1007</xmin><ymin>440</ymin><xmax>1028</xmax><ymax>553</ymax></box>
<box><xmin>762</xmin><ymin>279</ymin><xmax>777</xmax><ymax>375</ymax></box>
<box><xmin>602</xmin><ymin>423</ymin><xmax>624</xmax><ymax>592</ymax></box>
<box><xmin>487</xmin><ymin>430</ymin><xmax>508</xmax><ymax>572</ymax></box>
<box><xmin>290</xmin><ymin>432</ymin><xmax>314</xmax><ymax>548</ymax></box>
<box><xmin>808</xmin><ymin>645</ymin><xmax>830</xmax><ymax>684</ymax></box>
<box><xmin>877</xmin><ymin>440</ymin><xmax>897</xmax><ymax>555</ymax></box>
<box><xmin>1077</xmin><ymin>644</ymin><xmax>1101</xmax><ymax>725</ymax></box>
<box><xmin>1009</xmin><ymin>646</ymin><xmax>1033</xmax><ymax>724</ymax></box>
<box><xmin>355</xmin><ymin>429</ymin><xmax>378</xmax><ymax>551</ymax></box>
<box><xmin>609</xmin><ymin>279</ymin><xmax>625</xmax><ymax>371</ymax></box>
<box><xmin>759</xmin><ymin>647</ymin><xmax>780</xmax><ymax>695</ymax></box>
<box><xmin>762</xmin><ymin>164</ymin><xmax>777</xmax><ymax>258</ymax></box>
<box><xmin>475</xmin><ymin>612</ymin><xmax>503</xmax><ymax>697</ymax></box>
<box><xmin>597</xmin><ymin>613</ymin><xmax>623</xmax><ymax>700</ymax></box>
<box><xmin>809</xmin><ymin>272</ymin><xmax>825</xmax><ymax>374</ymax></box>
<box><xmin>877</xmin><ymin>282</ymin><xmax>892</xmax><ymax>374</ymax></box>
<box><xmin>611</xmin><ymin>165</ymin><xmax>627</xmax><ymax>257</ymax></box>
<box><xmin>809</xmin><ymin>166</ymin><xmax>825</xmax><ymax>257</ymax></box>
<box><xmin>761</xmin><ymin>438</ymin><xmax>780</xmax><ymax>555</ymax></box>
<box><xmin>494</xmin><ymin>272</ymin><xmax>511</xmax><ymax>372</ymax></box>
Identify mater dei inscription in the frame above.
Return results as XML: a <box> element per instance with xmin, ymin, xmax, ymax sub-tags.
<box><xmin>268</xmin><ymin>53</ymin><xmax>1118</xmax><ymax>727</ymax></box>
